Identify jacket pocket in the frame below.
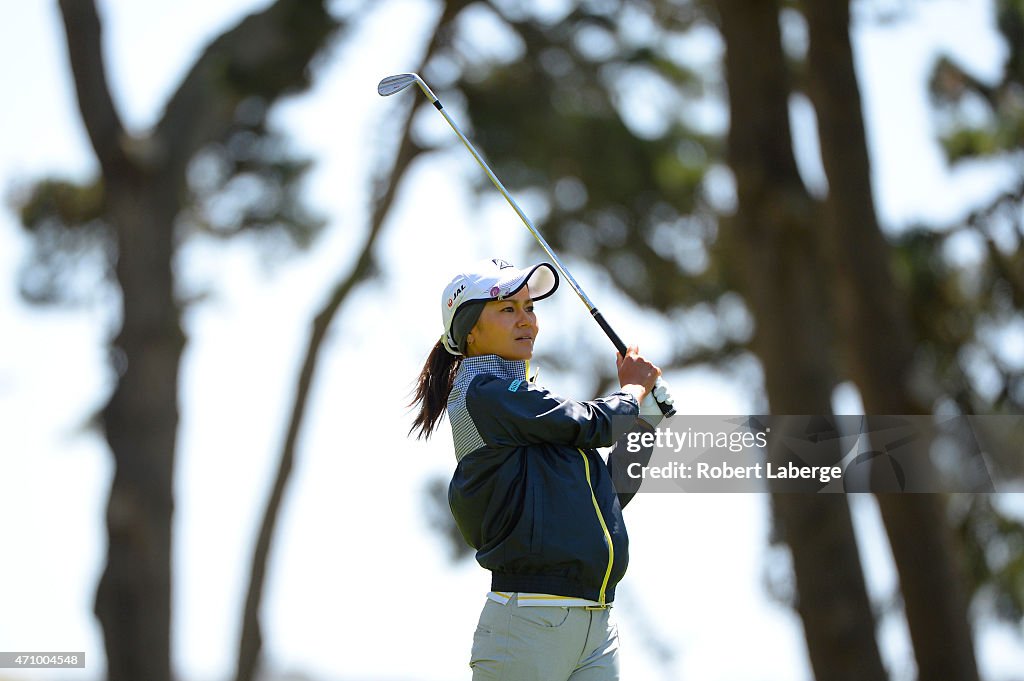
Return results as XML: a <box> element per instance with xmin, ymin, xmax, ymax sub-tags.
<box><xmin>530</xmin><ymin>491</ymin><xmax>543</xmax><ymax>554</ymax></box>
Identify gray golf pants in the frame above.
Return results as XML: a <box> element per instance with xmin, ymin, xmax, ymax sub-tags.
<box><xmin>469</xmin><ymin>594</ymin><xmax>620</xmax><ymax>680</ymax></box>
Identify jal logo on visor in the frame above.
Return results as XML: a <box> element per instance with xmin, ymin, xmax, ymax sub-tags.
<box><xmin>447</xmin><ymin>283</ymin><xmax>466</xmax><ymax>308</ymax></box>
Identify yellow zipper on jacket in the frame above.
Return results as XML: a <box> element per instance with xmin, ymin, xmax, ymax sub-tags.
<box><xmin>578</xmin><ymin>448</ymin><xmax>613</xmax><ymax>605</ymax></box>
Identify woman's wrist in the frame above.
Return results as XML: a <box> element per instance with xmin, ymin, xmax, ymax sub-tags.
<box><xmin>619</xmin><ymin>383</ymin><xmax>648</xmax><ymax>405</ymax></box>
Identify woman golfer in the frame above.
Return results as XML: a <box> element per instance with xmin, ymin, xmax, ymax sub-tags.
<box><xmin>410</xmin><ymin>258</ymin><xmax>660</xmax><ymax>681</ymax></box>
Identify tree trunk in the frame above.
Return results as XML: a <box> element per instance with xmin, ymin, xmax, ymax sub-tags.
<box><xmin>57</xmin><ymin>2</ymin><xmax>179</xmax><ymax>678</ymax></box>
<box><xmin>95</xmin><ymin>171</ymin><xmax>182</xmax><ymax>681</ymax></box>
<box><xmin>57</xmin><ymin>1</ymin><xmax>338</xmax><ymax>679</ymax></box>
<box><xmin>800</xmin><ymin>3</ymin><xmax>981</xmax><ymax>679</ymax></box>
<box><xmin>716</xmin><ymin>2</ymin><xmax>889</xmax><ymax>680</ymax></box>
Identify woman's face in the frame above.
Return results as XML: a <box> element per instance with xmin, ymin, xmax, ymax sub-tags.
<box><xmin>466</xmin><ymin>286</ymin><xmax>538</xmax><ymax>360</ymax></box>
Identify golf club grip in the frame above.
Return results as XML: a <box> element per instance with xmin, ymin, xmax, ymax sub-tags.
<box><xmin>591</xmin><ymin>310</ymin><xmax>676</xmax><ymax>417</ymax></box>
<box><xmin>591</xmin><ymin>309</ymin><xmax>628</xmax><ymax>356</ymax></box>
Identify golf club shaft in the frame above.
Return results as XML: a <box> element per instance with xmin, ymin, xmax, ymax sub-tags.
<box><xmin>404</xmin><ymin>77</ymin><xmax>675</xmax><ymax>416</ymax></box>
<box><xmin>412</xmin><ymin>83</ymin><xmax>598</xmax><ymax>310</ymax></box>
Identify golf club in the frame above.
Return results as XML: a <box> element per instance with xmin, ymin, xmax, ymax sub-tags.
<box><xmin>378</xmin><ymin>72</ymin><xmax>676</xmax><ymax>416</ymax></box>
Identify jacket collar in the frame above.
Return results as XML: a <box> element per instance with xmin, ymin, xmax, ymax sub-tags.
<box><xmin>457</xmin><ymin>355</ymin><xmax>529</xmax><ymax>384</ymax></box>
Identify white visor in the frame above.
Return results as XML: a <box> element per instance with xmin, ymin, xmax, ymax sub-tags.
<box><xmin>440</xmin><ymin>258</ymin><xmax>559</xmax><ymax>355</ymax></box>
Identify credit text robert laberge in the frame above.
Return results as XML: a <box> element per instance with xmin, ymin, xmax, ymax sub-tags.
<box><xmin>623</xmin><ymin>426</ymin><xmax>844</xmax><ymax>483</ymax></box>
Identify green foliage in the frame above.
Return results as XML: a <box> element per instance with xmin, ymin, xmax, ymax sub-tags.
<box><xmin>915</xmin><ymin>5</ymin><xmax>1024</xmax><ymax>415</ymax></box>
<box><xmin>940</xmin><ymin>127</ymin><xmax>1001</xmax><ymax>162</ymax></box>
<box><xmin>892</xmin><ymin>213</ymin><xmax>1024</xmax><ymax>416</ymax></box>
<box><xmin>929</xmin><ymin>1</ymin><xmax>1024</xmax><ymax>161</ymax></box>
<box><xmin>12</xmin><ymin>177</ymin><xmax>112</xmax><ymax>304</ymax></box>
<box><xmin>12</xmin><ymin>103</ymin><xmax>325</xmax><ymax>306</ymax></box>
<box><xmin>917</xmin><ymin>2</ymin><xmax>1024</xmax><ymax>623</ymax></box>
<box><xmin>11</xmin><ymin>0</ymin><xmax>341</xmax><ymax>309</ymax></box>
<box><xmin>18</xmin><ymin>177</ymin><xmax>105</xmax><ymax>230</ymax></box>
<box><xmin>181</xmin><ymin>103</ymin><xmax>325</xmax><ymax>248</ymax></box>
<box><xmin>954</xmin><ymin>495</ymin><xmax>1024</xmax><ymax>623</ymax></box>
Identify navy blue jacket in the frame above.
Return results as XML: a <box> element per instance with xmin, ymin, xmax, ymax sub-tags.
<box><xmin>447</xmin><ymin>355</ymin><xmax>652</xmax><ymax>604</ymax></box>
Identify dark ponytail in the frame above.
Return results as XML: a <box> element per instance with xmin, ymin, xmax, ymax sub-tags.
<box><xmin>409</xmin><ymin>339</ymin><xmax>462</xmax><ymax>439</ymax></box>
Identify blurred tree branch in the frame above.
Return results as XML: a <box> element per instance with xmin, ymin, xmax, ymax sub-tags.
<box><xmin>233</xmin><ymin>3</ymin><xmax>473</xmax><ymax>680</ymax></box>
<box><xmin>58</xmin><ymin>0</ymin><xmax>129</xmax><ymax>175</ymax></box>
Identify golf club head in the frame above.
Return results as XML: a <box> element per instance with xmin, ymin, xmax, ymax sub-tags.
<box><xmin>377</xmin><ymin>73</ymin><xmax>420</xmax><ymax>97</ymax></box>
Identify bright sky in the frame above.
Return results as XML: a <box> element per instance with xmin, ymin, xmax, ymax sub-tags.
<box><xmin>0</xmin><ymin>1</ymin><xmax>1022</xmax><ymax>681</ymax></box>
